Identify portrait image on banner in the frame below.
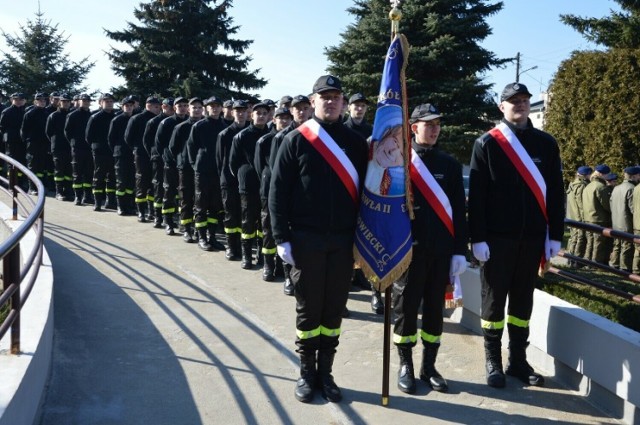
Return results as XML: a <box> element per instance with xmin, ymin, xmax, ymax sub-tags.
<box><xmin>354</xmin><ymin>33</ymin><xmax>412</xmax><ymax>292</ymax></box>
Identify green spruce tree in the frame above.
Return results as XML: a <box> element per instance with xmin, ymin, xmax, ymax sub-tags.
<box><xmin>105</xmin><ymin>0</ymin><xmax>266</xmax><ymax>99</ymax></box>
<box><xmin>0</xmin><ymin>8</ymin><xmax>94</xmax><ymax>98</ymax></box>
<box><xmin>325</xmin><ymin>0</ymin><xmax>509</xmax><ymax>161</ymax></box>
<box><xmin>561</xmin><ymin>0</ymin><xmax>640</xmax><ymax>48</ymax></box>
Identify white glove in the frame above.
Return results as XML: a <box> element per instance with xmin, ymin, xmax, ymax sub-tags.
<box><xmin>472</xmin><ymin>242</ymin><xmax>490</xmax><ymax>262</ymax></box>
<box><xmin>277</xmin><ymin>242</ymin><xmax>295</xmax><ymax>267</ymax></box>
<box><xmin>545</xmin><ymin>239</ymin><xmax>561</xmax><ymax>261</ymax></box>
<box><xmin>449</xmin><ymin>255</ymin><xmax>467</xmax><ymax>276</ymax></box>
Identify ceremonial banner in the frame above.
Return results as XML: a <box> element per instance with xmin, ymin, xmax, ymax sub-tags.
<box><xmin>354</xmin><ymin>34</ymin><xmax>412</xmax><ymax>291</ymax></box>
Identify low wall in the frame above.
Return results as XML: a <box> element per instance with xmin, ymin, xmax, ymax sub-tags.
<box><xmin>453</xmin><ymin>267</ymin><xmax>640</xmax><ymax>425</ymax></box>
<box><xmin>0</xmin><ymin>212</ymin><xmax>53</xmax><ymax>425</ymax></box>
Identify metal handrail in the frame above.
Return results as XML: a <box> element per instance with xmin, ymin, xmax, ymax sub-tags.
<box><xmin>0</xmin><ymin>156</ymin><xmax>46</xmax><ymax>354</ymax></box>
<box><xmin>553</xmin><ymin>219</ymin><xmax>640</xmax><ymax>304</ymax></box>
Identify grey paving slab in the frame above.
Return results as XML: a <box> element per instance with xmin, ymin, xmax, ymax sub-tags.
<box><xmin>36</xmin><ymin>199</ymin><xmax>620</xmax><ymax>425</ymax></box>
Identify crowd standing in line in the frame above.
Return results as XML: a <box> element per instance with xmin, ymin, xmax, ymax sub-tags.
<box><xmin>1</xmin><ymin>81</ymin><xmax>568</xmax><ymax>403</ymax></box>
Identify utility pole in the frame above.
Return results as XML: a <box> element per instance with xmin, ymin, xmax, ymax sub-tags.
<box><xmin>515</xmin><ymin>52</ymin><xmax>521</xmax><ymax>82</ymax></box>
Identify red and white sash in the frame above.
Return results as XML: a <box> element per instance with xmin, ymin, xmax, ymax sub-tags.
<box><xmin>409</xmin><ymin>149</ymin><xmax>454</xmax><ymax>236</ymax></box>
<box><xmin>298</xmin><ymin>120</ymin><xmax>359</xmax><ymax>204</ymax></box>
<box><xmin>488</xmin><ymin>122</ymin><xmax>550</xmax><ymax>267</ymax></box>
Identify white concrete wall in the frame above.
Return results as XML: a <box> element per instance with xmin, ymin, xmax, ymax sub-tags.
<box><xmin>453</xmin><ymin>267</ymin><xmax>640</xmax><ymax>425</ymax></box>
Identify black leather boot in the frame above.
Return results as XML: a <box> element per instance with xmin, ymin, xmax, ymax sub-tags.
<box><xmin>397</xmin><ymin>346</ymin><xmax>416</xmax><ymax>394</ymax></box>
<box><xmin>55</xmin><ymin>184</ymin><xmax>67</xmax><ymax>201</ymax></box>
<box><xmin>225</xmin><ymin>233</ymin><xmax>241</xmax><ymax>261</ymax></box>
<box><xmin>207</xmin><ymin>224</ymin><xmax>225</xmax><ymax>250</ymax></box>
<box><xmin>294</xmin><ymin>350</ymin><xmax>317</xmax><ymax>403</ymax></box>
<box><xmin>93</xmin><ymin>193</ymin><xmax>103</xmax><ymax>212</ymax></box>
<box><xmin>183</xmin><ymin>223</ymin><xmax>196</xmax><ymax>243</ymax></box>
<box><xmin>153</xmin><ymin>208</ymin><xmax>163</xmax><ymax>228</ymax></box>
<box><xmin>317</xmin><ymin>349</ymin><xmax>342</xmax><ymax>402</ymax></box>
<box><xmin>505</xmin><ymin>324</ymin><xmax>544</xmax><ymax>386</ymax></box>
<box><xmin>262</xmin><ymin>254</ymin><xmax>276</xmax><ymax>282</ymax></box>
<box><xmin>116</xmin><ymin>195</ymin><xmax>126</xmax><ymax>215</ymax></box>
<box><xmin>136</xmin><ymin>202</ymin><xmax>148</xmax><ymax>223</ymax></box>
<box><xmin>82</xmin><ymin>188</ymin><xmax>94</xmax><ymax>205</ymax></box>
<box><xmin>484</xmin><ymin>328</ymin><xmax>506</xmax><ymax>388</ymax></box>
<box><xmin>163</xmin><ymin>214</ymin><xmax>176</xmax><ymax>235</ymax></box>
<box><xmin>274</xmin><ymin>255</ymin><xmax>284</xmax><ymax>278</ymax></box>
<box><xmin>146</xmin><ymin>200</ymin><xmax>155</xmax><ymax>222</ymax></box>
<box><xmin>241</xmin><ymin>238</ymin><xmax>254</xmax><ymax>269</ymax></box>
<box><xmin>197</xmin><ymin>227</ymin><xmax>213</xmax><ymax>251</ymax></box>
<box><xmin>125</xmin><ymin>194</ymin><xmax>137</xmax><ymax>215</ymax></box>
<box><xmin>371</xmin><ymin>285</ymin><xmax>384</xmax><ymax>314</ymax></box>
<box><xmin>74</xmin><ymin>189</ymin><xmax>83</xmax><ymax>206</ymax></box>
<box><xmin>104</xmin><ymin>192</ymin><xmax>116</xmax><ymax>210</ymax></box>
<box><xmin>420</xmin><ymin>342</ymin><xmax>448</xmax><ymax>392</ymax></box>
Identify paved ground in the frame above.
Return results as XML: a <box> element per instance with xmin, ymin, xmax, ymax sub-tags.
<box><xmin>35</xmin><ymin>198</ymin><xmax>620</xmax><ymax>425</ymax></box>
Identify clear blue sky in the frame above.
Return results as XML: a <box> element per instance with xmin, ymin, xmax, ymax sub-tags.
<box><xmin>0</xmin><ymin>0</ymin><xmax>621</xmax><ymax>103</ymax></box>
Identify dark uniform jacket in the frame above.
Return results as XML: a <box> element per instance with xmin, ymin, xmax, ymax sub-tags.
<box><xmin>143</xmin><ymin>112</ymin><xmax>169</xmax><ymax>161</ymax></box>
<box><xmin>188</xmin><ymin>115</ymin><xmax>226</xmax><ymax>175</ymax></box>
<box><xmin>229</xmin><ymin>123</ymin><xmax>270</xmax><ymax>193</ymax></box>
<box><xmin>108</xmin><ymin>113</ymin><xmax>133</xmax><ymax>158</ymax></box>
<box><xmin>410</xmin><ymin>141</ymin><xmax>467</xmax><ymax>256</ymax></box>
<box><xmin>254</xmin><ymin>128</ymin><xmax>277</xmax><ymax>200</ymax></box>
<box><xmin>157</xmin><ymin>115</ymin><xmax>188</xmax><ymax>166</ymax></box>
<box><xmin>86</xmin><ymin>109</ymin><xmax>116</xmax><ymax>155</ymax></box>
<box><xmin>269</xmin><ymin>116</ymin><xmax>368</xmax><ymax>244</ymax></box>
<box><xmin>468</xmin><ymin>118</ymin><xmax>565</xmax><ymax>243</ymax></box>
<box><xmin>169</xmin><ymin>117</ymin><xmax>200</xmax><ymax>171</ymax></box>
<box><xmin>64</xmin><ymin>108</ymin><xmax>92</xmax><ymax>152</ymax></box>
<box><xmin>0</xmin><ymin>104</ymin><xmax>26</xmax><ymax>146</ymax></box>
<box><xmin>268</xmin><ymin>121</ymin><xmax>299</xmax><ymax>170</ymax></box>
<box><xmin>344</xmin><ymin>116</ymin><xmax>373</xmax><ymax>140</ymax></box>
<box><xmin>217</xmin><ymin>122</ymin><xmax>248</xmax><ymax>189</ymax></box>
<box><xmin>45</xmin><ymin>109</ymin><xmax>70</xmax><ymax>154</ymax></box>
<box><xmin>21</xmin><ymin>106</ymin><xmax>49</xmax><ymax>154</ymax></box>
<box><xmin>125</xmin><ymin>109</ymin><xmax>156</xmax><ymax>156</ymax></box>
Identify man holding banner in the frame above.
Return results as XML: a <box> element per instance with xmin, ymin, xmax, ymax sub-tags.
<box><xmin>269</xmin><ymin>75</ymin><xmax>368</xmax><ymax>403</ymax></box>
<box><xmin>393</xmin><ymin>103</ymin><xmax>468</xmax><ymax>394</ymax></box>
<box><xmin>468</xmin><ymin>82</ymin><xmax>564</xmax><ymax>389</ymax></box>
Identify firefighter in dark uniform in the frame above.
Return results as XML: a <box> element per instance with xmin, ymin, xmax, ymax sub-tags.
<box><xmin>229</xmin><ymin>102</ymin><xmax>271</xmax><ymax>269</ymax></box>
<box><xmin>45</xmin><ymin>93</ymin><xmax>73</xmax><ymax>201</ymax></box>
<box><xmin>217</xmin><ymin>100</ymin><xmax>250</xmax><ymax>260</ymax></box>
<box><xmin>393</xmin><ymin>104</ymin><xmax>467</xmax><ymax>394</ymax></box>
<box><xmin>187</xmin><ymin>96</ymin><xmax>226</xmax><ymax>251</ymax></box>
<box><xmin>254</xmin><ymin>107</ymin><xmax>292</xmax><ymax>281</ymax></box>
<box><xmin>222</xmin><ymin>100</ymin><xmax>234</xmax><ymax>127</ymax></box>
<box><xmin>64</xmin><ymin>93</ymin><xmax>94</xmax><ymax>205</ymax></box>
<box><xmin>270</xmin><ymin>75</ymin><xmax>368</xmax><ymax>403</ymax></box>
<box><xmin>169</xmin><ymin>97</ymin><xmax>204</xmax><ymax>243</ymax></box>
<box><xmin>21</xmin><ymin>92</ymin><xmax>49</xmax><ymax>194</ymax></box>
<box><xmin>45</xmin><ymin>92</ymin><xmax>60</xmax><ymax>115</ymax></box>
<box><xmin>144</xmin><ymin>97</ymin><xmax>175</xmax><ymax>227</ymax></box>
<box><xmin>125</xmin><ymin>96</ymin><xmax>161</xmax><ymax>222</ymax></box>
<box><xmin>268</xmin><ymin>95</ymin><xmax>313</xmax><ymax>295</ymax></box>
<box><xmin>344</xmin><ymin>93</ymin><xmax>373</xmax><ymax>140</ymax></box>
<box><xmin>108</xmin><ymin>96</ymin><xmax>137</xmax><ymax>215</ymax></box>
<box><xmin>469</xmin><ymin>83</ymin><xmax>564</xmax><ymax>388</ymax></box>
<box><xmin>86</xmin><ymin>93</ymin><xmax>117</xmax><ymax>211</ymax></box>
<box><xmin>157</xmin><ymin>97</ymin><xmax>189</xmax><ymax>235</ymax></box>
<box><xmin>44</xmin><ymin>92</ymin><xmax>60</xmax><ymax>187</ymax></box>
<box><xmin>0</xmin><ymin>93</ymin><xmax>27</xmax><ymax>186</ymax></box>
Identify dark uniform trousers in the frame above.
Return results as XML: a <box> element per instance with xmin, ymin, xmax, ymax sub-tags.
<box><xmin>53</xmin><ymin>150</ymin><xmax>72</xmax><ymax>189</ymax></box>
<box><xmin>26</xmin><ymin>147</ymin><xmax>48</xmax><ymax>181</ymax></box>
<box><xmin>114</xmin><ymin>154</ymin><xmax>135</xmax><ymax>199</ymax></box>
<box><xmin>393</xmin><ymin>247</ymin><xmax>448</xmax><ymax>346</ymax></box>
<box><xmin>238</xmin><ymin>164</ymin><xmax>261</xmax><ymax>239</ymax></box>
<box><xmin>163</xmin><ymin>164</ymin><xmax>179</xmax><ymax>216</ymax></box>
<box><xmin>194</xmin><ymin>172</ymin><xmax>221</xmax><ymax>228</ymax></box>
<box><xmin>291</xmin><ymin>230</ymin><xmax>354</xmax><ymax>353</ymax></box>
<box><xmin>151</xmin><ymin>159</ymin><xmax>164</xmax><ymax>211</ymax></box>
<box><xmin>480</xmin><ymin>234</ymin><xmax>545</xmax><ymax>327</ymax></box>
<box><xmin>260</xmin><ymin>168</ymin><xmax>276</xmax><ymax>255</ymax></box>
<box><xmin>222</xmin><ymin>186</ymin><xmax>241</xmax><ymax>235</ymax></box>
<box><xmin>92</xmin><ymin>153</ymin><xmax>116</xmax><ymax>197</ymax></box>
<box><xmin>72</xmin><ymin>149</ymin><xmax>93</xmax><ymax>193</ymax></box>
<box><xmin>134</xmin><ymin>149</ymin><xmax>152</xmax><ymax>204</ymax></box>
<box><xmin>179</xmin><ymin>167</ymin><xmax>195</xmax><ymax>226</ymax></box>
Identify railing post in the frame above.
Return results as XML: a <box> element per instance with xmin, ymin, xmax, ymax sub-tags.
<box><xmin>4</xmin><ymin>244</ymin><xmax>21</xmax><ymax>353</ymax></box>
<box><xmin>10</xmin><ymin>165</ymin><xmax>17</xmax><ymax>221</ymax></box>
